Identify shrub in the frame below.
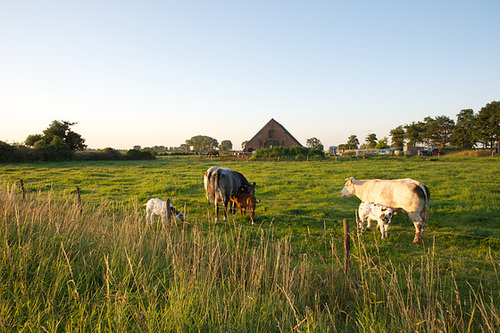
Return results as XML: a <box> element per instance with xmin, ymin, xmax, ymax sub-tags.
<box><xmin>0</xmin><ymin>141</ymin><xmax>20</xmax><ymax>162</ymax></box>
<box><xmin>251</xmin><ymin>146</ymin><xmax>325</xmax><ymax>160</ymax></box>
<box><xmin>124</xmin><ymin>149</ymin><xmax>156</xmax><ymax>160</ymax></box>
<box><xmin>75</xmin><ymin>148</ymin><xmax>126</xmax><ymax>161</ymax></box>
<box><xmin>448</xmin><ymin>149</ymin><xmax>496</xmax><ymax>158</ymax></box>
<box><xmin>0</xmin><ymin>141</ymin><xmax>74</xmax><ymax>162</ymax></box>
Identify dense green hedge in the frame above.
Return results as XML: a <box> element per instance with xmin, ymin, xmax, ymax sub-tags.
<box><xmin>0</xmin><ymin>141</ymin><xmax>74</xmax><ymax>162</ymax></box>
<box><xmin>0</xmin><ymin>141</ymin><xmax>155</xmax><ymax>163</ymax></box>
<box><xmin>250</xmin><ymin>146</ymin><xmax>325</xmax><ymax>160</ymax></box>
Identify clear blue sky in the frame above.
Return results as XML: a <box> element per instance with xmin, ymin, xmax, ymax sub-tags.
<box><xmin>1</xmin><ymin>1</ymin><xmax>499</xmax><ymax>149</ymax></box>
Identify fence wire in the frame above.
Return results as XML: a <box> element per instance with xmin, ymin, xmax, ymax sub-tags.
<box><xmin>7</xmin><ymin>180</ymin><xmax>500</xmax><ymax>268</ymax></box>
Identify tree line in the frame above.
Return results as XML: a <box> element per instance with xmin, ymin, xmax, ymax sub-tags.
<box><xmin>0</xmin><ymin>121</ymin><xmax>155</xmax><ymax>163</ymax></box>
<box><xmin>339</xmin><ymin>101</ymin><xmax>500</xmax><ymax>150</ymax></box>
<box><xmin>1</xmin><ymin>100</ymin><xmax>498</xmax><ymax>163</ymax></box>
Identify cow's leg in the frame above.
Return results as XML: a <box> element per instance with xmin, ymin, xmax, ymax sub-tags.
<box><xmin>250</xmin><ymin>203</ymin><xmax>255</xmax><ymax>224</ymax></box>
<box><xmin>376</xmin><ymin>220</ymin><xmax>383</xmax><ymax>239</ymax></box>
<box><xmin>419</xmin><ymin>211</ymin><xmax>428</xmax><ymax>240</ymax></box>
<box><xmin>366</xmin><ymin>218</ymin><xmax>373</xmax><ymax>231</ymax></box>
<box><xmin>222</xmin><ymin>199</ymin><xmax>229</xmax><ymax>221</ymax></box>
<box><xmin>420</xmin><ymin>211</ymin><xmax>428</xmax><ymax>225</ymax></box>
<box><xmin>214</xmin><ymin>197</ymin><xmax>219</xmax><ymax>222</ymax></box>
<box><xmin>380</xmin><ymin>223</ymin><xmax>388</xmax><ymax>239</ymax></box>
<box><xmin>146</xmin><ymin>211</ymin><xmax>151</xmax><ymax>226</ymax></box>
<box><xmin>357</xmin><ymin>216</ymin><xmax>365</xmax><ymax>234</ymax></box>
<box><xmin>409</xmin><ymin>212</ymin><xmax>424</xmax><ymax>243</ymax></box>
<box><xmin>231</xmin><ymin>200</ymin><xmax>237</xmax><ymax>215</ymax></box>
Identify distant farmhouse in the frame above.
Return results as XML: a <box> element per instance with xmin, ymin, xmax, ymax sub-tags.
<box><xmin>244</xmin><ymin>118</ymin><xmax>302</xmax><ymax>153</ymax></box>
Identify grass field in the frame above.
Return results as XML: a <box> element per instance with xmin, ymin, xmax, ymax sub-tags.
<box><xmin>0</xmin><ymin>155</ymin><xmax>499</xmax><ymax>331</ymax></box>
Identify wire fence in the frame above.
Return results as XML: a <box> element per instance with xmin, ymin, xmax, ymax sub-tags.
<box><xmin>7</xmin><ymin>179</ymin><xmax>500</xmax><ymax>268</ymax></box>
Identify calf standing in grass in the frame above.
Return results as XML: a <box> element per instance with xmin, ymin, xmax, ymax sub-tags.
<box><xmin>230</xmin><ymin>194</ymin><xmax>259</xmax><ymax>224</ymax></box>
<box><xmin>358</xmin><ymin>202</ymin><xmax>395</xmax><ymax>239</ymax></box>
<box><xmin>145</xmin><ymin>198</ymin><xmax>184</xmax><ymax>226</ymax></box>
<box><xmin>340</xmin><ymin>177</ymin><xmax>430</xmax><ymax>243</ymax></box>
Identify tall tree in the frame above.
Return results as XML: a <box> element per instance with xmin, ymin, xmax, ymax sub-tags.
<box><xmin>241</xmin><ymin>141</ymin><xmax>248</xmax><ymax>151</ymax></box>
<box><xmin>179</xmin><ymin>143</ymin><xmax>191</xmax><ymax>153</ymax></box>
<box><xmin>219</xmin><ymin>140</ymin><xmax>233</xmax><ymax>154</ymax></box>
<box><xmin>451</xmin><ymin>109</ymin><xmax>477</xmax><ymax>149</ymax></box>
<box><xmin>390</xmin><ymin>125</ymin><xmax>405</xmax><ymax>147</ymax></box>
<box><xmin>186</xmin><ymin>135</ymin><xmax>218</xmax><ymax>155</ymax></box>
<box><xmin>476</xmin><ymin>101</ymin><xmax>500</xmax><ymax>148</ymax></box>
<box><xmin>375</xmin><ymin>137</ymin><xmax>389</xmax><ymax>149</ymax></box>
<box><xmin>424</xmin><ymin>116</ymin><xmax>455</xmax><ymax>148</ymax></box>
<box><xmin>347</xmin><ymin>135</ymin><xmax>359</xmax><ymax>150</ymax></box>
<box><xmin>404</xmin><ymin>122</ymin><xmax>425</xmax><ymax>147</ymax></box>
<box><xmin>365</xmin><ymin>133</ymin><xmax>378</xmax><ymax>149</ymax></box>
<box><xmin>306</xmin><ymin>137</ymin><xmax>324</xmax><ymax>150</ymax></box>
<box><xmin>24</xmin><ymin>120</ymin><xmax>86</xmax><ymax>151</ymax></box>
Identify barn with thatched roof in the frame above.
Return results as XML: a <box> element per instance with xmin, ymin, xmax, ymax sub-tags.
<box><xmin>244</xmin><ymin>119</ymin><xmax>302</xmax><ymax>153</ymax></box>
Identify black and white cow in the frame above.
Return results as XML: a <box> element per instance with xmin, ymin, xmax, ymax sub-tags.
<box><xmin>204</xmin><ymin>166</ymin><xmax>230</xmax><ymax>205</ymax></box>
<box><xmin>358</xmin><ymin>202</ymin><xmax>395</xmax><ymax>239</ymax></box>
<box><xmin>204</xmin><ymin>166</ymin><xmax>256</xmax><ymax>222</ymax></box>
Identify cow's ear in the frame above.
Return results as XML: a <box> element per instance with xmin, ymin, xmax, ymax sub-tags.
<box><xmin>252</xmin><ymin>182</ymin><xmax>256</xmax><ymax>186</ymax></box>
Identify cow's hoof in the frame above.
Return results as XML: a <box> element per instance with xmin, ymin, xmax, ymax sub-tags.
<box><xmin>366</xmin><ymin>227</ymin><xmax>371</xmax><ymax>231</ymax></box>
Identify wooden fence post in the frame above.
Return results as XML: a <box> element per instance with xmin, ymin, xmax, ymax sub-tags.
<box><xmin>76</xmin><ymin>186</ymin><xmax>83</xmax><ymax>214</ymax></box>
<box><xmin>166</xmin><ymin>198</ymin><xmax>172</xmax><ymax>226</ymax></box>
<box><xmin>343</xmin><ymin>218</ymin><xmax>350</xmax><ymax>274</ymax></box>
<box><xmin>20</xmin><ymin>179</ymin><xmax>26</xmax><ymax>199</ymax></box>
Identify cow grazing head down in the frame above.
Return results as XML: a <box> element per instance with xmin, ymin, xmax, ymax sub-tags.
<box><xmin>238</xmin><ymin>182</ymin><xmax>257</xmax><ymax>196</ymax></box>
<box><xmin>170</xmin><ymin>205</ymin><xmax>185</xmax><ymax>222</ymax></box>
<box><xmin>206</xmin><ymin>167</ymin><xmax>257</xmax><ymax>222</ymax></box>
<box><xmin>145</xmin><ymin>198</ymin><xmax>184</xmax><ymax>227</ymax></box>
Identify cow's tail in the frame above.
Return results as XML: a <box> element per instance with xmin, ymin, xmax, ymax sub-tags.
<box><xmin>419</xmin><ymin>183</ymin><xmax>430</xmax><ymax>212</ymax></box>
<box><xmin>213</xmin><ymin>169</ymin><xmax>221</xmax><ymax>204</ymax></box>
<box><xmin>204</xmin><ymin>170</ymin><xmax>213</xmax><ymax>203</ymax></box>
<box><xmin>416</xmin><ymin>183</ymin><xmax>430</xmax><ymax>226</ymax></box>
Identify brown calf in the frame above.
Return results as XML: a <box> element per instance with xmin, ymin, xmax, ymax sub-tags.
<box><xmin>230</xmin><ymin>194</ymin><xmax>259</xmax><ymax>224</ymax></box>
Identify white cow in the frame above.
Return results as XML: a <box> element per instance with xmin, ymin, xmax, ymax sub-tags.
<box><xmin>145</xmin><ymin>198</ymin><xmax>184</xmax><ymax>226</ymax></box>
<box><xmin>358</xmin><ymin>202</ymin><xmax>395</xmax><ymax>239</ymax></box>
<box><xmin>340</xmin><ymin>177</ymin><xmax>430</xmax><ymax>243</ymax></box>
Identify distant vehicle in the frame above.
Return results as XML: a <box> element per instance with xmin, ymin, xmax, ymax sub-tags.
<box><xmin>418</xmin><ymin>148</ymin><xmax>441</xmax><ymax>156</ymax></box>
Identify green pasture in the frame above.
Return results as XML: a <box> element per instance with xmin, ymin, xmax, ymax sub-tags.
<box><xmin>2</xmin><ymin>155</ymin><xmax>498</xmax><ymax>245</ymax></box>
<box><xmin>0</xmin><ymin>155</ymin><xmax>499</xmax><ymax>331</ymax></box>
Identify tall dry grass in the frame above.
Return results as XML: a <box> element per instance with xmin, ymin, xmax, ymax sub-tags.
<box><xmin>0</xmin><ymin>183</ymin><xmax>499</xmax><ymax>332</ymax></box>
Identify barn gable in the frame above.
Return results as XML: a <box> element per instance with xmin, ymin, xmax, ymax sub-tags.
<box><xmin>244</xmin><ymin>119</ymin><xmax>302</xmax><ymax>152</ymax></box>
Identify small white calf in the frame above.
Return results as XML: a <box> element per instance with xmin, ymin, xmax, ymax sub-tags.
<box><xmin>358</xmin><ymin>202</ymin><xmax>395</xmax><ymax>239</ymax></box>
<box><xmin>145</xmin><ymin>198</ymin><xmax>184</xmax><ymax>226</ymax></box>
